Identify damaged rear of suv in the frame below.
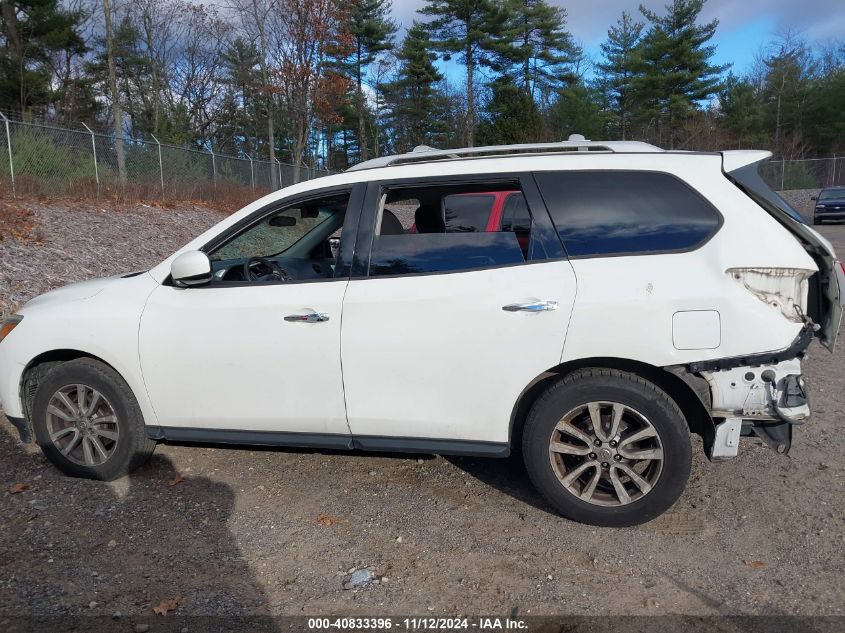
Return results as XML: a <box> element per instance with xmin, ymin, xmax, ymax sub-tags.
<box><xmin>518</xmin><ymin>144</ymin><xmax>845</xmax><ymax>525</ymax></box>
<box><xmin>701</xmin><ymin>150</ymin><xmax>845</xmax><ymax>456</ymax></box>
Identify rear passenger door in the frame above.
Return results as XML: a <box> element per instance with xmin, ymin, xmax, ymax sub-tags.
<box><xmin>340</xmin><ymin>175</ymin><xmax>577</xmax><ymax>449</ymax></box>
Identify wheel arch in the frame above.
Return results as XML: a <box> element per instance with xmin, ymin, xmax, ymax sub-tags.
<box><xmin>18</xmin><ymin>349</ymin><xmax>158</xmax><ymax>438</ymax></box>
<box><xmin>508</xmin><ymin>357</ymin><xmax>715</xmax><ymax>456</ymax></box>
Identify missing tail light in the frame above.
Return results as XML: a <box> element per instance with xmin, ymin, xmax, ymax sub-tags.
<box><xmin>727</xmin><ymin>268</ymin><xmax>813</xmax><ymax>322</ymax></box>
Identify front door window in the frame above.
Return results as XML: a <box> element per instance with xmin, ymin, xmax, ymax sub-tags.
<box><xmin>208</xmin><ymin>193</ymin><xmax>350</xmax><ymax>283</ymax></box>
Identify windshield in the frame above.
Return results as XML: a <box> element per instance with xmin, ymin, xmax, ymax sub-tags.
<box><xmin>819</xmin><ymin>189</ymin><xmax>845</xmax><ymax>201</ymax></box>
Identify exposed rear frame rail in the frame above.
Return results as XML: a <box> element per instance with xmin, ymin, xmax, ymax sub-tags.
<box><xmin>686</xmin><ymin>323</ymin><xmax>815</xmax><ymax>373</ymax></box>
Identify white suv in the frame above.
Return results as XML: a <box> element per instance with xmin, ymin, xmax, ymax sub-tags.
<box><xmin>2</xmin><ymin>140</ymin><xmax>843</xmax><ymax>526</ymax></box>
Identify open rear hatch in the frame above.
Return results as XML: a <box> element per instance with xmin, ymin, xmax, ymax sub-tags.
<box><xmin>723</xmin><ymin>151</ymin><xmax>844</xmax><ymax>351</ymax></box>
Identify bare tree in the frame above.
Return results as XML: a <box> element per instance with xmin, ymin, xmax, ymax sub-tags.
<box><xmin>229</xmin><ymin>0</ymin><xmax>278</xmax><ymax>188</ymax></box>
<box><xmin>168</xmin><ymin>3</ymin><xmax>232</xmax><ymax>141</ymax></box>
<box><xmin>102</xmin><ymin>0</ymin><xmax>126</xmax><ymax>187</ymax></box>
<box><xmin>132</xmin><ymin>0</ymin><xmax>179</xmax><ymax>136</ymax></box>
<box><xmin>271</xmin><ymin>0</ymin><xmax>351</xmax><ymax>182</ymax></box>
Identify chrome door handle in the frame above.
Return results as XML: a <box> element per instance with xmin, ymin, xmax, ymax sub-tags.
<box><xmin>502</xmin><ymin>301</ymin><xmax>558</xmax><ymax>312</ymax></box>
<box><xmin>284</xmin><ymin>313</ymin><xmax>330</xmax><ymax>323</ymax></box>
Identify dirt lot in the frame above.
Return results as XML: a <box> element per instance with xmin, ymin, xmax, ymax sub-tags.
<box><xmin>0</xmin><ymin>194</ymin><xmax>843</xmax><ymax>624</ymax></box>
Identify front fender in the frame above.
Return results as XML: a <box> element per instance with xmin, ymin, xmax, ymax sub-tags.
<box><xmin>0</xmin><ymin>273</ymin><xmax>161</xmax><ymax>428</ymax></box>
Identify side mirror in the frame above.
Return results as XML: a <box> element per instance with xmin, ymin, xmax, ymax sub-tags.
<box><xmin>810</xmin><ymin>195</ymin><xmax>818</xmax><ymax>201</ymax></box>
<box><xmin>171</xmin><ymin>250</ymin><xmax>212</xmax><ymax>287</ymax></box>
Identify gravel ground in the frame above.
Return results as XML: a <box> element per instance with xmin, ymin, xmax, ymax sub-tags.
<box><xmin>1</xmin><ymin>193</ymin><xmax>844</xmax><ymax>622</ymax></box>
<box><xmin>0</xmin><ymin>199</ymin><xmax>226</xmax><ymax>316</ymax></box>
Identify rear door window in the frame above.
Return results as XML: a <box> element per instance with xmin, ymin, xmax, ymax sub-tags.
<box><xmin>442</xmin><ymin>194</ymin><xmax>495</xmax><ymax>232</ymax></box>
<box><xmin>368</xmin><ymin>184</ymin><xmax>536</xmax><ymax>277</ymax></box>
<box><xmin>534</xmin><ymin>171</ymin><xmax>722</xmax><ymax>257</ymax></box>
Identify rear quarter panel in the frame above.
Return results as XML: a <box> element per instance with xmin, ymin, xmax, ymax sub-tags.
<box><xmin>549</xmin><ymin>155</ymin><xmax>818</xmax><ymax>366</ymax></box>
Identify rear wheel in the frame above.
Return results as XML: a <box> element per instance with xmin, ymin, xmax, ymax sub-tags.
<box><xmin>522</xmin><ymin>368</ymin><xmax>691</xmax><ymax>527</ymax></box>
<box><xmin>31</xmin><ymin>358</ymin><xmax>156</xmax><ymax>480</ymax></box>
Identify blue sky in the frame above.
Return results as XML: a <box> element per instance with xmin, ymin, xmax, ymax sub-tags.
<box><xmin>391</xmin><ymin>0</ymin><xmax>845</xmax><ymax>83</ymax></box>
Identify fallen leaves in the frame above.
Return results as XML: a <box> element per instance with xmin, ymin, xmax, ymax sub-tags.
<box><xmin>743</xmin><ymin>560</ymin><xmax>766</xmax><ymax>569</ymax></box>
<box><xmin>167</xmin><ymin>473</ymin><xmax>185</xmax><ymax>487</ymax></box>
<box><xmin>316</xmin><ymin>513</ymin><xmax>343</xmax><ymax>527</ymax></box>
<box><xmin>152</xmin><ymin>597</ymin><xmax>180</xmax><ymax>615</ymax></box>
<box><xmin>8</xmin><ymin>483</ymin><xmax>29</xmax><ymax>494</ymax></box>
<box><xmin>0</xmin><ymin>201</ymin><xmax>40</xmax><ymax>243</ymax></box>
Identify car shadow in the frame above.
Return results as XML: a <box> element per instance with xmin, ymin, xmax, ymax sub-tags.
<box><xmin>444</xmin><ymin>452</ymin><xmax>556</xmax><ymax>516</ymax></box>
<box><xmin>0</xmin><ymin>419</ymin><xmax>280</xmax><ymax>631</ymax></box>
<box><xmin>159</xmin><ymin>440</ymin><xmax>552</xmax><ymax>515</ymax></box>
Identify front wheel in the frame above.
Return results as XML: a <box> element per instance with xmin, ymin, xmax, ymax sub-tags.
<box><xmin>31</xmin><ymin>358</ymin><xmax>156</xmax><ymax>480</ymax></box>
<box><xmin>522</xmin><ymin>368</ymin><xmax>691</xmax><ymax>527</ymax></box>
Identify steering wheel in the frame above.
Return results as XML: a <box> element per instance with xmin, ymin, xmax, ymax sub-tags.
<box><xmin>243</xmin><ymin>256</ymin><xmax>289</xmax><ymax>282</ymax></box>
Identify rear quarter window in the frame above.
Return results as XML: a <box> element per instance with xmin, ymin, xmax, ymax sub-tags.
<box><xmin>534</xmin><ymin>171</ymin><xmax>722</xmax><ymax>257</ymax></box>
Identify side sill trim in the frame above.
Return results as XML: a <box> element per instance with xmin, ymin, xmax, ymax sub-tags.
<box><xmin>146</xmin><ymin>426</ymin><xmax>354</xmax><ymax>450</ymax></box>
<box><xmin>354</xmin><ymin>436</ymin><xmax>510</xmax><ymax>458</ymax></box>
<box><xmin>686</xmin><ymin>323</ymin><xmax>814</xmax><ymax>373</ymax></box>
<box><xmin>146</xmin><ymin>426</ymin><xmax>510</xmax><ymax>458</ymax></box>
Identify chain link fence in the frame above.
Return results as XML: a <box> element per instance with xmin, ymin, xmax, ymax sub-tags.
<box><xmin>1</xmin><ymin>113</ymin><xmax>841</xmax><ymax>204</ymax></box>
<box><xmin>0</xmin><ymin>112</ymin><xmax>330</xmax><ymax>208</ymax></box>
<box><xmin>759</xmin><ymin>157</ymin><xmax>844</xmax><ymax>191</ymax></box>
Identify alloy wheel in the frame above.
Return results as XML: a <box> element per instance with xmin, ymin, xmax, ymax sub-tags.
<box><xmin>46</xmin><ymin>384</ymin><xmax>120</xmax><ymax>467</ymax></box>
<box><xmin>548</xmin><ymin>401</ymin><xmax>664</xmax><ymax>507</ymax></box>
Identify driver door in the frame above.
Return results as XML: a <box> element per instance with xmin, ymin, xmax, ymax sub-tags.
<box><xmin>138</xmin><ymin>186</ymin><xmax>360</xmax><ymax>444</ymax></box>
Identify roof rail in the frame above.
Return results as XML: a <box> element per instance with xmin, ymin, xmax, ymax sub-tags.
<box><xmin>347</xmin><ymin>136</ymin><xmax>662</xmax><ymax>172</ymax></box>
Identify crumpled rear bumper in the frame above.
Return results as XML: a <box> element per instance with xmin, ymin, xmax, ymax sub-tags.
<box><xmin>702</xmin><ymin>358</ymin><xmax>809</xmax><ymax>457</ymax></box>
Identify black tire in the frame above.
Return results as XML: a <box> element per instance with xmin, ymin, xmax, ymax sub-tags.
<box><xmin>522</xmin><ymin>368</ymin><xmax>692</xmax><ymax>527</ymax></box>
<box><xmin>31</xmin><ymin>358</ymin><xmax>156</xmax><ymax>480</ymax></box>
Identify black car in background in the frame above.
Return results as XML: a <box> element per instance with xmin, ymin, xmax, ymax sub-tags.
<box><xmin>812</xmin><ymin>186</ymin><xmax>845</xmax><ymax>225</ymax></box>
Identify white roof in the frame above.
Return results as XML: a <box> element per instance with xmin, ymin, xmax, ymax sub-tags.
<box><xmin>347</xmin><ymin>139</ymin><xmax>664</xmax><ymax>172</ymax></box>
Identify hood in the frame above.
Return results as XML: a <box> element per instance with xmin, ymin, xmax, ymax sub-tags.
<box><xmin>20</xmin><ymin>275</ymin><xmax>130</xmax><ymax>313</ymax></box>
<box><xmin>816</xmin><ymin>197</ymin><xmax>845</xmax><ymax>206</ymax></box>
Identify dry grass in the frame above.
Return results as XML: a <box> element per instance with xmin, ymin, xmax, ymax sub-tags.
<box><xmin>6</xmin><ymin>174</ymin><xmax>269</xmax><ymax>213</ymax></box>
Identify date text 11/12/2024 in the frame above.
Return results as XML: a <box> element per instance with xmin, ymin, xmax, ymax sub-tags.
<box><xmin>307</xmin><ymin>617</ymin><xmax>528</xmax><ymax>630</ymax></box>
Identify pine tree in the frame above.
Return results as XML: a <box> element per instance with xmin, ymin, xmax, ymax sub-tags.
<box><xmin>344</xmin><ymin>0</ymin><xmax>396</xmax><ymax>161</ymax></box>
<box><xmin>87</xmin><ymin>12</ymin><xmax>151</xmax><ymax>128</ymax></box>
<box><xmin>0</xmin><ymin>0</ymin><xmax>86</xmax><ymax>110</ymax></box>
<box><xmin>806</xmin><ymin>49</ymin><xmax>845</xmax><ymax>154</ymax></box>
<box><xmin>759</xmin><ymin>37</ymin><xmax>816</xmax><ymax>157</ymax></box>
<box><xmin>476</xmin><ymin>76</ymin><xmax>544</xmax><ymax>145</ymax></box>
<box><xmin>418</xmin><ymin>0</ymin><xmax>507</xmax><ymax>146</ymax></box>
<box><xmin>718</xmin><ymin>73</ymin><xmax>764</xmax><ymax>148</ymax></box>
<box><xmin>549</xmin><ymin>83</ymin><xmax>613</xmax><ymax>141</ymax></box>
<box><xmin>384</xmin><ymin>21</ymin><xmax>447</xmax><ymax>152</ymax></box>
<box><xmin>220</xmin><ymin>38</ymin><xmax>263</xmax><ymax>154</ymax></box>
<box><xmin>596</xmin><ymin>11</ymin><xmax>643</xmax><ymax>140</ymax></box>
<box><xmin>500</xmin><ymin>0</ymin><xmax>580</xmax><ymax>102</ymax></box>
<box><xmin>634</xmin><ymin>0</ymin><xmax>727</xmax><ymax>148</ymax></box>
